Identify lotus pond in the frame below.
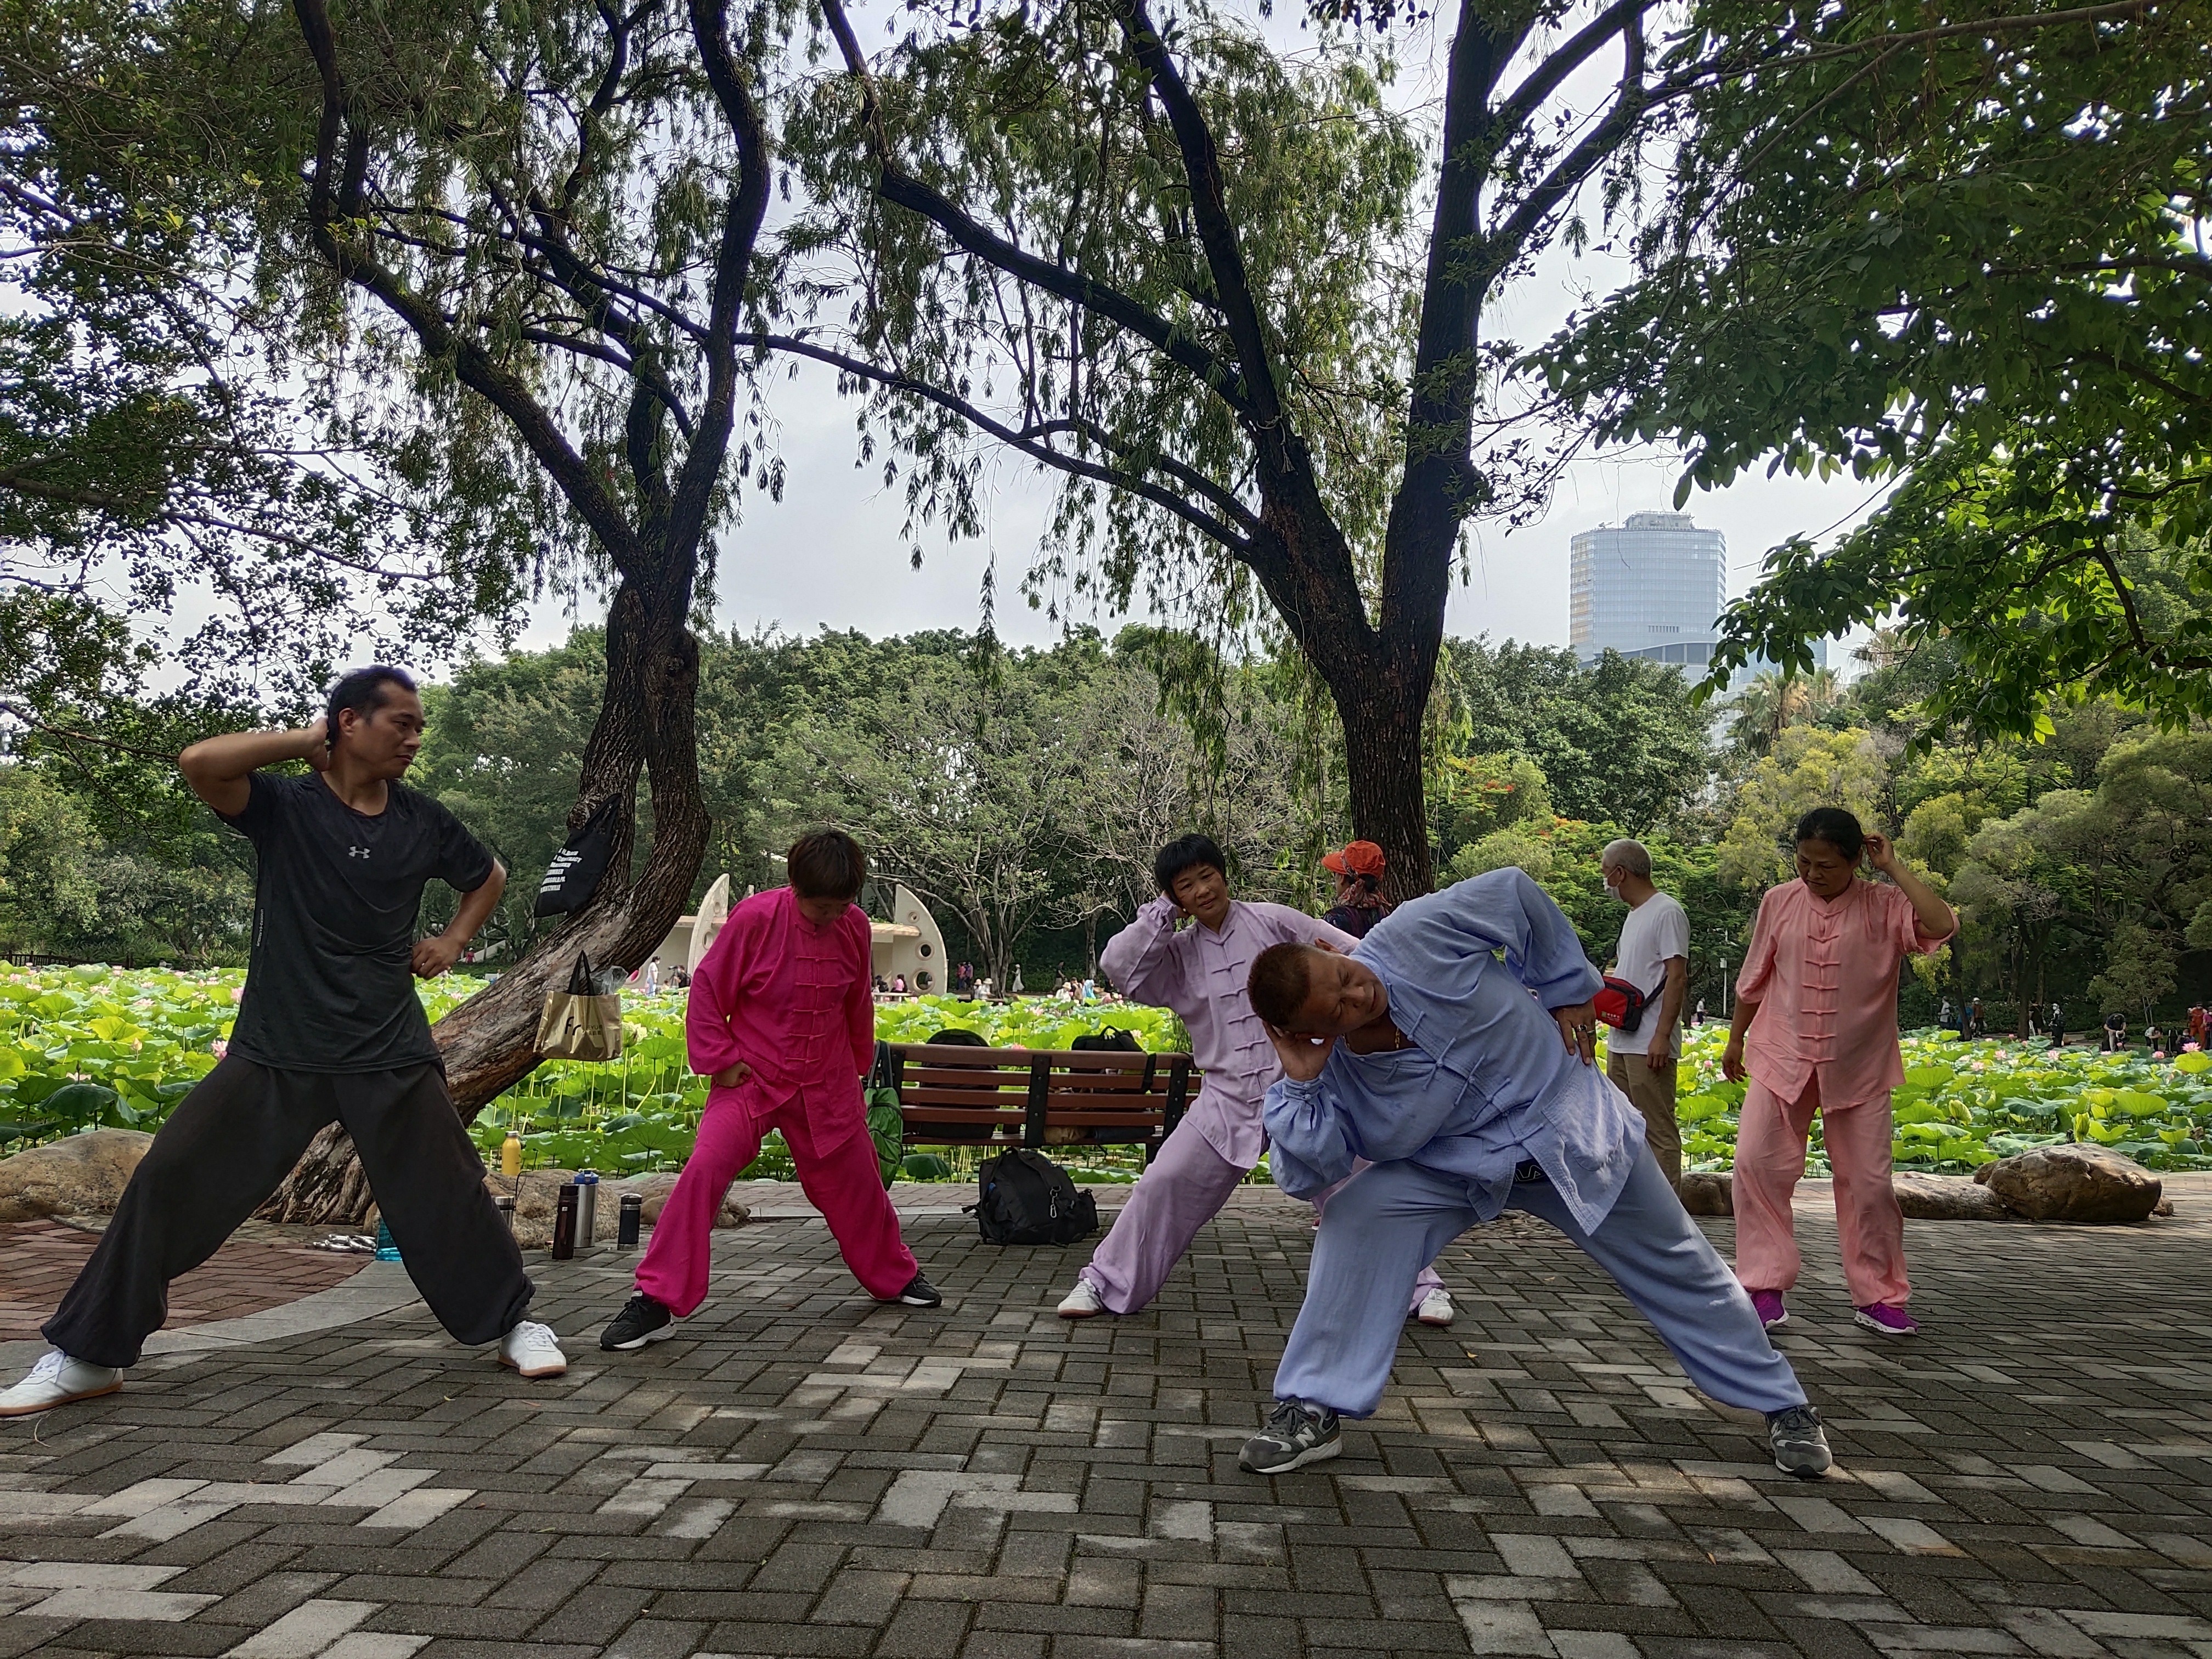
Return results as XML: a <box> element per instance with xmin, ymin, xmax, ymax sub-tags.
<box><xmin>0</xmin><ymin>968</ymin><xmax>1187</xmax><ymax>1183</ymax></box>
<box><xmin>6</xmin><ymin>965</ymin><xmax>2210</xmax><ymax>1182</ymax></box>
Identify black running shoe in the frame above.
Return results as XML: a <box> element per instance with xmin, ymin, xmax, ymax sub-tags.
<box><xmin>599</xmin><ymin>1292</ymin><xmax>674</xmax><ymax>1351</ymax></box>
<box><xmin>882</xmin><ymin>1273</ymin><xmax>941</xmax><ymax>1308</ymax></box>
<box><xmin>1239</xmin><ymin>1398</ymin><xmax>1342</xmax><ymax>1474</ymax></box>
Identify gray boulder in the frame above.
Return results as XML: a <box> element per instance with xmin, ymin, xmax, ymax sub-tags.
<box><xmin>1893</xmin><ymin>1171</ymin><xmax>2012</xmax><ymax>1221</ymax></box>
<box><xmin>0</xmin><ymin>1129</ymin><xmax>154</xmax><ymax>1221</ymax></box>
<box><xmin>1674</xmin><ymin>1167</ymin><xmax>2012</xmax><ymax>1221</ymax></box>
<box><xmin>1678</xmin><ymin>1171</ymin><xmax>1733</xmax><ymax>1216</ymax></box>
<box><xmin>1977</xmin><ymin>1143</ymin><xmax>2162</xmax><ymax>1224</ymax></box>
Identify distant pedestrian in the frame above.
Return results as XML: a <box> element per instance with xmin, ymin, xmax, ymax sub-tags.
<box><xmin>1723</xmin><ymin>809</ymin><xmax>1955</xmax><ymax>1339</ymax></box>
<box><xmin>1694</xmin><ymin>998</ymin><xmax>1707</xmax><ymax>1028</ymax></box>
<box><xmin>1939</xmin><ymin>998</ymin><xmax>1952</xmax><ymax>1030</ymax></box>
<box><xmin>1599</xmin><ymin>839</ymin><xmax>1689</xmax><ymax>1190</ymax></box>
<box><xmin>1966</xmin><ymin>998</ymin><xmax>1986</xmax><ymax>1040</ymax></box>
<box><xmin>2047</xmin><ymin>1001</ymin><xmax>2062</xmax><ymax>1047</ymax></box>
<box><xmin>1319</xmin><ymin>840</ymin><xmax>1392</xmax><ymax>940</ymax></box>
<box><xmin>2103</xmin><ymin>1010</ymin><xmax>2128</xmax><ymax>1053</ymax></box>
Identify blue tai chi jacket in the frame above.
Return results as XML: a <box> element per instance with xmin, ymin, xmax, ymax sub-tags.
<box><xmin>1263</xmin><ymin>868</ymin><xmax>1647</xmax><ymax>1235</ymax></box>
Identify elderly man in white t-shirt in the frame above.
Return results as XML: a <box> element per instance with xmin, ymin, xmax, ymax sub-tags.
<box><xmin>1601</xmin><ymin>838</ymin><xmax>1691</xmax><ymax>1188</ymax></box>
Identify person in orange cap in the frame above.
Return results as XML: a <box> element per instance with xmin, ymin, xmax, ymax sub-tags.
<box><xmin>1322</xmin><ymin>840</ymin><xmax>1393</xmax><ymax>940</ymax></box>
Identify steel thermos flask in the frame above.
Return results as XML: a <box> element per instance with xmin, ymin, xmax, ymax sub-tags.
<box><xmin>574</xmin><ymin>1171</ymin><xmax>600</xmax><ymax>1248</ymax></box>
<box><xmin>617</xmin><ymin>1193</ymin><xmax>642</xmax><ymax>1249</ymax></box>
<box><xmin>552</xmin><ymin>1183</ymin><xmax>579</xmax><ymax>1259</ymax></box>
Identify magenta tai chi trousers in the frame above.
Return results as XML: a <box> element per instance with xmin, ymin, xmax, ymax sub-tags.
<box><xmin>636</xmin><ymin>1089</ymin><xmax>916</xmax><ymax>1316</ymax></box>
<box><xmin>1077</xmin><ymin>1114</ymin><xmax>1445</xmax><ymax>1315</ymax></box>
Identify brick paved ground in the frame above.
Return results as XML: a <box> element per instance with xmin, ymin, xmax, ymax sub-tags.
<box><xmin>0</xmin><ymin>1222</ymin><xmax>369</xmax><ymax>1342</ymax></box>
<box><xmin>4</xmin><ymin>1188</ymin><xmax>2211</xmax><ymax>1659</ymax></box>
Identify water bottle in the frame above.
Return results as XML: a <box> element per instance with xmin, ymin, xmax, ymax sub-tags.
<box><xmin>617</xmin><ymin>1192</ymin><xmax>642</xmax><ymax>1250</ymax></box>
<box><xmin>374</xmin><ymin>1218</ymin><xmax>400</xmax><ymax>1261</ymax></box>
<box><xmin>574</xmin><ymin>1171</ymin><xmax>600</xmax><ymax>1248</ymax></box>
<box><xmin>552</xmin><ymin>1183</ymin><xmax>578</xmax><ymax>1260</ymax></box>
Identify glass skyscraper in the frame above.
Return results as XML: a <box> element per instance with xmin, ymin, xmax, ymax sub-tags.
<box><xmin>1568</xmin><ymin>511</ymin><xmax>1729</xmax><ymax>668</ymax></box>
<box><xmin>1568</xmin><ymin>511</ymin><xmax>1826</xmax><ymax>680</ymax></box>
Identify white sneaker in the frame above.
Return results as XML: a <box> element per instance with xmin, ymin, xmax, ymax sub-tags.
<box><xmin>0</xmin><ymin>1350</ymin><xmax>123</xmax><ymax>1417</ymax></box>
<box><xmin>1415</xmin><ymin>1289</ymin><xmax>1455</xmax><ymax>1327</ymax></box>
<box><xmin>496</xmin><ymin>1321</ymin><xmax>568</xmax><ymax>1379</ymax></box>
<box><xmin>1057</xmin><ymin>1280</ymin><xmax>1107</xmax><ymax>1319</ymax></box>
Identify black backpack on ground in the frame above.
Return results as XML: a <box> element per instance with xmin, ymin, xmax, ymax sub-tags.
<box><xmin>967</xmin><ymin>1149</ymin><xmax>1098</xmax><ymax>1245</ymax></box>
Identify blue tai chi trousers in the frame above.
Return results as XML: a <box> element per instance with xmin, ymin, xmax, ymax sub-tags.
<box><xmin>1272</xmin><ymin>1145</ymin><xmax>1807</xmax><ymax>1419</ymax></box>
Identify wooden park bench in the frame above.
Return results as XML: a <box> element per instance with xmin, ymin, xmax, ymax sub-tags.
<box><xmin>883</xmin><ymin>1041</ymin><xmax>1195</xmax><ymax>1159</ymax></box>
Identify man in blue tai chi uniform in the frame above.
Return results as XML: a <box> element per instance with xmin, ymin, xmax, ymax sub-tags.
<box><xmin>1239</xmin><ymin>867</ymin><xmax>1831</xmax><ymax>1480</ymax></box>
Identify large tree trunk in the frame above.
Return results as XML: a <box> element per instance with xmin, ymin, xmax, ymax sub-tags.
<box><xmin>257</xmin><ymin>571</ymin><xmax>712</xmax><ymax>1223</ymax></box>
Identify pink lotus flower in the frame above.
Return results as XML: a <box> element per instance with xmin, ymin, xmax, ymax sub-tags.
<box><xmin>2187</xmin><ymin>1043</ymin><xmax>2203</xmax><ymax>1054</ymax></box>
<box><xmin>2154</xmin><ymin>1051</ymin><xmax>2169</xmax><ymax>1061</ymax></box>
<box><xmin>211</xmin><ymin>1038</ymin><xmax>228</xmax><ymax>1058</ymax></box>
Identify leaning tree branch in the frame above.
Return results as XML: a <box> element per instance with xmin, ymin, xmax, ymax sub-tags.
<box><xmin>817</xmin><ymin>0</ymin><xmax>1256</xmax><ymax>421</ymax></box>
<box><xmin>669</xmin><ymin>0</ymin><xmax>772</xmax><ymax>562</ymax></box>
<box><xmin>1491</xmin><ymin>0</ymin><xmax>1644</xmax><ymax>146</ymax></box>
<box><xmin>291</xmin><ymin>0</ymin><xmax>648</xmax><ymax>574</ymax></box>
<box><xmin>1105</xmin><ymin>0</ymin><xmax>1286</xmax><ymax>433</ymax></box>
<box><xmin>743</xmin><ymin>330</ymin><xmax>1263</xmax><ymax>558</ymax></box>
<box><xmin>1488</xmin><ymin>14</ymin><xmax>1649</xmax><ymax>276</ymax></box>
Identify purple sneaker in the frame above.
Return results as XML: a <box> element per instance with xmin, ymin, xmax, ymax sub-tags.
<box><xmin>1751</xmin><ymin>1290</ymin><xmax>1787</xmax><ymax>1329</ymax></box>
<box><xmin>1854</xmin><ymin>1302</ymin><xmax>1918</xmax><ymax>1336</ymax></box>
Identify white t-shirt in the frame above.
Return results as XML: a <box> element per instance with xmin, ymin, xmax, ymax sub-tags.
<box><xmin>1609</xmin><ymin>890</ymin><xmax>1689</xmax><ymax>1056</ymax></box>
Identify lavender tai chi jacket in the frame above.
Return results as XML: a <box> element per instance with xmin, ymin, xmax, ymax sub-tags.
<box><xmin>1101</xmin><ymin>896</ymin><xmax>1359</xmax><ymax>1169</ymax></box>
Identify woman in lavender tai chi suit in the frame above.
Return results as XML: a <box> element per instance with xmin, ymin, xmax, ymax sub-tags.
<box><xmin>1055</xmin><ymin>835</ymin><xmax>1452</xmax><ymax>1325</ymax></box>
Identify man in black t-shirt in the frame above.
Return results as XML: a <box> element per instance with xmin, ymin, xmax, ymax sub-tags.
<box><xmin>1</xmin><ymin>667</ymin><xmax>566</xmax><ymax>1418</ymax></box>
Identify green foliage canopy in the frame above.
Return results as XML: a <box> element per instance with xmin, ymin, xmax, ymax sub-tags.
<box><xmin>1537</xmin><ymin>0</ymin><xmax>2212</xmax><ymax>740</ymax></box>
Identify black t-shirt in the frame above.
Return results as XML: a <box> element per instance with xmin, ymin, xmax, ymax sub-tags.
<box><xmin>219</xmin><ymin>772</ymin><xmax>496</xmax><ymax>1072</ymax></box>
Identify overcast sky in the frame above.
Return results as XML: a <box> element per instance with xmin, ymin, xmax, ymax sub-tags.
<box><xmin>623</xmin><ymin>347</ymin><xmax>1883</xmax><ymax>660</ymax></box>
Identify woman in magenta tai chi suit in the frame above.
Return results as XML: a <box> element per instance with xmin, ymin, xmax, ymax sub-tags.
<box><xmin>598</xmin><ymin>830</ymin><xmax>938</xmax><ymax>1350</ymax></box>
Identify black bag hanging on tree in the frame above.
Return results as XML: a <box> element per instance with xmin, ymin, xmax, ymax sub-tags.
<box><xmin>535</xmin><ymin>797</ymin><xmax>622</xmax><ymax>918</ymax></box>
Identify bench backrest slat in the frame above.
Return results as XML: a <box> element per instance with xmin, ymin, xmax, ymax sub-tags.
<box><xmin>887</xmin><ymin>1042</ymin><xmax>1195</xmax><ymax>1153</ymax></box>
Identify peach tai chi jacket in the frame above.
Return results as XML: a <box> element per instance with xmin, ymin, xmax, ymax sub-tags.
<box><xmin>1735</xmin><ymin>877</ymin><xmax>1950</xmax><ymax>1113</ymax></box>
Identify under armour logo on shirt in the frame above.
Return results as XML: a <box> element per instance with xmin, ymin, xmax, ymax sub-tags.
<box><xmin>348</xmin><ymin>846</ymin><xmax>371</xmax><ymax>860</ymax></box>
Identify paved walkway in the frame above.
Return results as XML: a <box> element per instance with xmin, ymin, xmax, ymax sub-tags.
<box><xmin>3</xmin><ymin>1188</ymin><xmax>2211</xmax><ymax>1659</ymax></box>
<box><xmin>0</xmin><ymin>1221</ymin><xmax>370</xmax><ymax>1344</ymax></box>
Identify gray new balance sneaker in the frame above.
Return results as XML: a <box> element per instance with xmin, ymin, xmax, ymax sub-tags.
<box><xmin>1239</xmin><ymin>1398</ymin><xmax>1342</xmax><ymax>1474</ymax></box>
<box><xmin>1767</xmin><ymin>1404</ymin><xmax>1833</xmax><ymax>1479</ymax></box>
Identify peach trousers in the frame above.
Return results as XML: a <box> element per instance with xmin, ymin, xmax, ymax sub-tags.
<box><xmin>1731</xmin><ymin>1071</ymin><xmax>1910</xmax><ymax>1309</ymax></box>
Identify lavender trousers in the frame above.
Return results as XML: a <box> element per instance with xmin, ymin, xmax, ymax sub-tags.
<box><xmin>1077</xmin><ymin>1114</ymin><xmax>1446</xmax><ymax>1315</ymax></box>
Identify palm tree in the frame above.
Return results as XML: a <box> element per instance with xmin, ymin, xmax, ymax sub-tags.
<box><xmin>1729</xmin><ymin>667</ymin><xmax>1842</xmax><ymax>757</ymax></box>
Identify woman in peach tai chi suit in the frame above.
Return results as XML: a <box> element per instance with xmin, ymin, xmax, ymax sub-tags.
<box><xmin>1723</xmin><ymin>808</ymin><xmax>1956</xmax><ymax>1337</ymax></box>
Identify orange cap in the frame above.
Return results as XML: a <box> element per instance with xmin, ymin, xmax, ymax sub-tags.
<box><xmin>1323</xmin><ymin>840</ymin><xmax>1386</xmax><ymax>879</ymax></box>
